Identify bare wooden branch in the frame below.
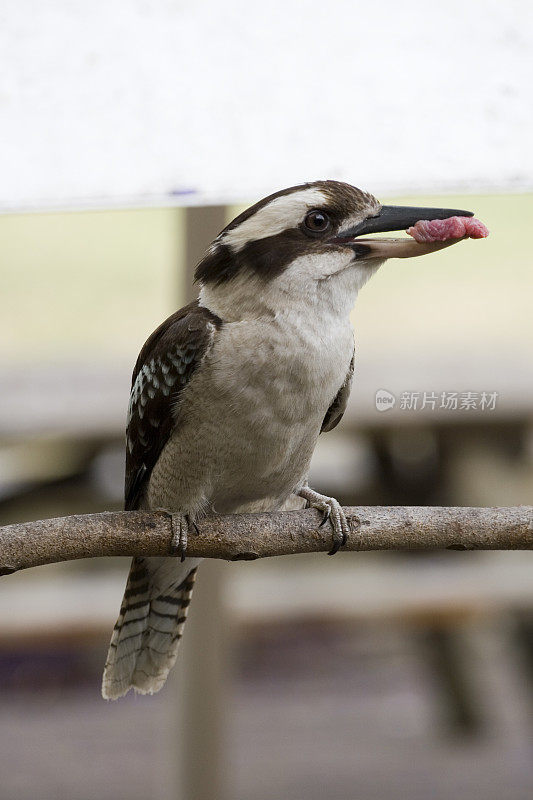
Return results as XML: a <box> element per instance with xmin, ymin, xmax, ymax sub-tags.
<box><xmin>1</xmin><ymin>506</ymin><xmax>532</xmax><ymax>575</ymax></box>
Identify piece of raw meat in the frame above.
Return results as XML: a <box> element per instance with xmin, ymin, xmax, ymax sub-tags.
<box><xmin>407</xmin><ymin>216</ymin><xmax>489</xmax><ymax>243</ymax></box>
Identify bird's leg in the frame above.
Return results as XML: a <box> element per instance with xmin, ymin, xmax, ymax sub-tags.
<box><xmin>297</xmin><ymin>485</ymin><xmax>350</xmax><ymax>556</ymax></box>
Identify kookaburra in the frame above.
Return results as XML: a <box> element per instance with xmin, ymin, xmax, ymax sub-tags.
<box><xmin>102</xmin><ymin>180</ymin><xmax>486</xmax><ymax>699</ymax></box>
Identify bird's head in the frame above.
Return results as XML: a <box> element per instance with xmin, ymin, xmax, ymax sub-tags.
<box><xmin>196</xmin><ymin>180</ymin><xmax>475</xmax><ymax>321</ymax></box>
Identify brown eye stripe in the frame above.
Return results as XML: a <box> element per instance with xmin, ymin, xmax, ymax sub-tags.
<box><xmin>195</xmin><ymin>180</ymin><xmax>380</xmax><ymax>287</ymax></box>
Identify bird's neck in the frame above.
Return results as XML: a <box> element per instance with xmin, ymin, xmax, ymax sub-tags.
<box><xmin>198</xmin><ymin>267</ymin><xmax>363</xmax><ymax>327</ymax></box>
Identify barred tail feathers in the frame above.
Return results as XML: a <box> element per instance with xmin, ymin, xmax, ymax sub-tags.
<box><xmin>102</xmin><ymin>556</ymin><xmax>198</xmax><ymax>700</ymax></box>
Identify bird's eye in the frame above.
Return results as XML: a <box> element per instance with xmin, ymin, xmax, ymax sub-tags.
<box><xmin>304</xmin><ymin>210</ymin><xmax>331</xmax><ymax>235</ymax></box>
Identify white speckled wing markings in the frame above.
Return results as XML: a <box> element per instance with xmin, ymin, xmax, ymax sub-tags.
<box><xmin>124</xmin><ymin>300</ymin><xmax>222</xmax><ymax>511</ymax></box>
<box><xmin>103</xmin><ymin>300</ymin><xmax>221</xmax><ymax>699</ymax></box>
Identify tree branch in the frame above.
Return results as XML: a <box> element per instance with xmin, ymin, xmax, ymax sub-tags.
<box><xmin>1</xmin><ymin>506</ymin><xmax>533</xmax><ymax>575</ymax></box>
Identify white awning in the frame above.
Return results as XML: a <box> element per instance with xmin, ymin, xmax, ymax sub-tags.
<box><xmin>1</xmin><ymin>0</ymin><xmax>531</xmax><ymax>212</ymax></box>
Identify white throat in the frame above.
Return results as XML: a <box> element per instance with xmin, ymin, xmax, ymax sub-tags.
<box><xmin>199</xmin><ymin>250</ymin><xmax>384</xmax><ymax>326</ymax></box>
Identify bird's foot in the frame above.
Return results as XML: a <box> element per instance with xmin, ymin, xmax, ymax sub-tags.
<box><xmin>297</xmin><ymin>486</ymin><xmax>350</xmax><ymax>555</ymax></box>
<box><xmin>157</xmin><ymin>510</ymin><xmax>198</xmax><ymax>563</ymax></box>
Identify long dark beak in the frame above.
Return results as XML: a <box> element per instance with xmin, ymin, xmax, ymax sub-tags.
<box><xmin>348</xmin><ymin>205</ymin><xmax>474</xmax><ymax>237</ymax></box>
<box><xmin>339</xmin><ymin>204</ymin><xmax>475</xmax><ymax>260</ymax></box>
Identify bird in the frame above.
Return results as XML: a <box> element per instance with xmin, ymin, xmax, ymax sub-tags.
<box><xmin>102</xmin><ymin>179</ymin><xmax>475</xmax><ymax>699</ymax></box>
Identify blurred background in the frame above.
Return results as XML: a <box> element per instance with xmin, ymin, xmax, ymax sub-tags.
<box><xmin>1</xmin><ymin>2</ymin><xmax>533</xmax><ymax>799</ymax></box>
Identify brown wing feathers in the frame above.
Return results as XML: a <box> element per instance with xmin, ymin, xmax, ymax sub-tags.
<box><xmin>125</xmin><ymin>300</ymin><xmax>222</xmax><ymax>510</ymax></box>
<box><xmin>321</xmin><ymin>350</ymin><xmax>354</xmax><ymax>434</ymax></box>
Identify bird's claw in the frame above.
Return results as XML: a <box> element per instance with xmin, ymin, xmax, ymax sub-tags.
<box><xmin>167</xmin><ymin>512</ymin><xmax>192</xmax><ymax>562</ymax></box>
<box><xmin>326</xmin><ymin>502</ymin><xmax>349</xmax><ymax>555</ymax></box>
<box><xmin>319</xmin><ymin>507</ymin><xmax>331</xmax><ymax>528</ymax></box>
<box><xmin>297</xmin><ymin>488</ymin><xmax>349</xmax><ymax>556</ymax></box>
